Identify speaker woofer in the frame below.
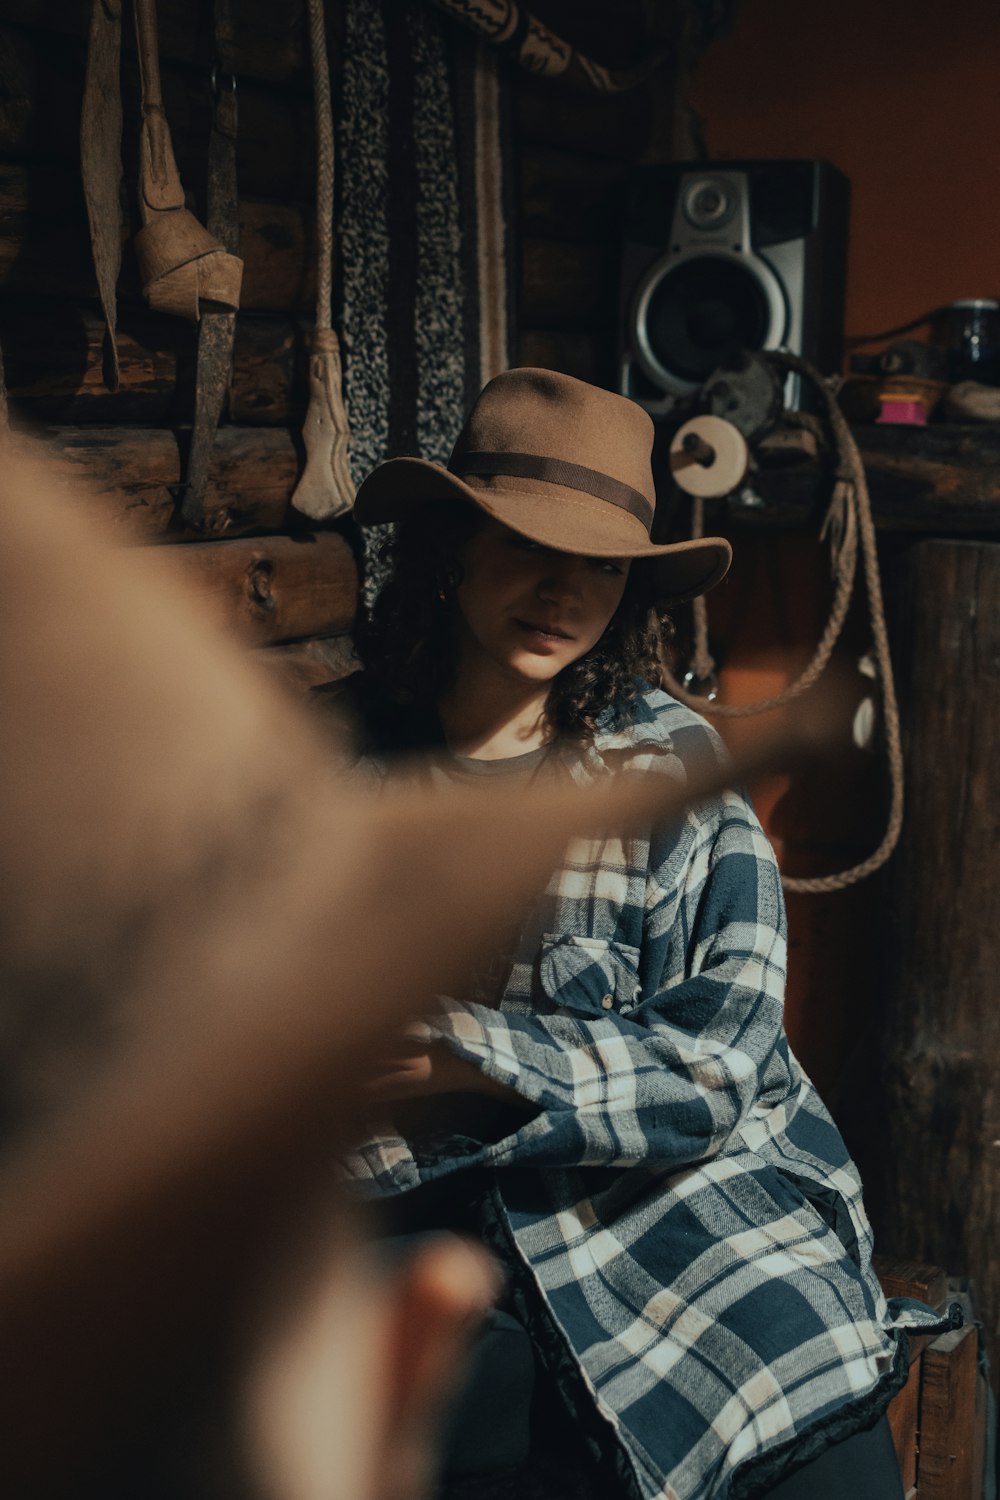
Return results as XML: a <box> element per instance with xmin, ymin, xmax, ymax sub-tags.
<box><xmin>632</xmin><ymin>249</ymin><xmax>788</xmax><ymax>396</ymax></box>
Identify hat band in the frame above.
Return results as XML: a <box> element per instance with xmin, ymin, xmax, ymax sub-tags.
<box><xmin>449</xmin><ymin>451</ymin><xmax>654</xmax><ymax>529</ymax></box>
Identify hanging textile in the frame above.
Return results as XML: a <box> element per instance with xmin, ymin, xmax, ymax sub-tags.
<box><xmin>339</xmin><ymin>0</ymin><xmax>515</xmax><ymax>605</ymax></box>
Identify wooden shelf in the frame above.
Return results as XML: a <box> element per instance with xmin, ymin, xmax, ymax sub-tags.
<box><xmin>726</xmin><ymin>423</ymin><xmax>1000</xmax><ymax>537</ymax></box>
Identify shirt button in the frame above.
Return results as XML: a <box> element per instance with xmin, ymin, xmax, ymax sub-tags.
<box><xmin>601</xmin><ymin>994</ymin><xmax>614</xmax><ymax>1009</ymax></box>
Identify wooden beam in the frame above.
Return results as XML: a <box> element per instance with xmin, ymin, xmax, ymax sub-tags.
<box><xmin>168</xmin><ymin>532</ymin><xmax>357</xmax><ymax>645</ymax></box>
<box><xmin>30</xmin><ymin>425</ymin><xmax>300</xmax><ymax>541</ymax></box>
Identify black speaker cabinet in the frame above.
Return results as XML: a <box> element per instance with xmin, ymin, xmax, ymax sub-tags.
<box><xmin>617</xmin><ymin>160</ymin><xmax>849</xmax><ymax>414</ymax></box>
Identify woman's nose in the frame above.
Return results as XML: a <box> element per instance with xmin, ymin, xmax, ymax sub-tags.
<box><xmin>538</xmin><ymin>555</ymin><xmax>584</xmax><ymax>598</ymax></box>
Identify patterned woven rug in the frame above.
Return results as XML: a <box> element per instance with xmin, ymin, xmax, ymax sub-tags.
<box><xmin>339</xmin><ymin>0</ymin><xmax>516</xmax><ymax>605</ymax></box>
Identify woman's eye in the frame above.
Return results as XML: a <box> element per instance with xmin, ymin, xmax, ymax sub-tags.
<box><xmin>507</xmin><ymin>535</ymin><xmax>544</xmax><ymax>553</ymax></box>
<box><xmin>590</xmin><ymin>557</ymin><xmax>625</xmax><ymax>576</ymax></box>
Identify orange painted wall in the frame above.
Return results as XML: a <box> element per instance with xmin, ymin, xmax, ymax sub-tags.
<box><xmin>690</xmin><ymin>0</ymin><xmax>1000</xmax><ymax>338</ymax></box>
<box><xmin>681</xmin><ymin>0</ymin><xmax>1000</xmax><ymax>1098</ymax></box>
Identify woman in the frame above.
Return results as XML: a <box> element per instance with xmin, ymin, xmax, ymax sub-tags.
<box><xmin>343</xmin><ymin>369</ymin><xmax>945</xmax><ymax>1500</ymax></box>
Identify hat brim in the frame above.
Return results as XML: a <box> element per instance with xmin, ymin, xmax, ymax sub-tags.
<box><xmin>353</xmin><ymin>457</ymin><xmax>732</xmax><ymax>605</ymax></box>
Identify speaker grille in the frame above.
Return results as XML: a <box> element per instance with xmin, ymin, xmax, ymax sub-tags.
<box><xmin>641</xmin><ymin>257</ymin><xmax>775</xmax><ymax>385</ymax></box>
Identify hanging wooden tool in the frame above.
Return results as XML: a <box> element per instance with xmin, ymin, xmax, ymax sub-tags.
<box><xmin>291</xmin><ymin>0</ymin><xmax>355</xmax><ymax>522</ymax></box>
<box><xmin>80</xmin><ymin>0</ymin><xmax>124</xmax><ymax>392</ymax></box>
<box><xmin>426</xmin><ymin>0</ymin><xmax>665</xmax><ymax>92</ymax></box>
<box><xmin>132</xmin><ymin>0</ymin><xmax>242</xmax><ymax>322</ymax></box>
<box><xmin>181</xmin><ymin>0</ymin><xmax>241</xmax><ymax>532</ymax></box>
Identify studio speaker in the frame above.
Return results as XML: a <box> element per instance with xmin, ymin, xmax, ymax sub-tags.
<box><xmin>616</xmin><ymin>160</ymin><xmax>849</xmax><ymax>414</ymax></box>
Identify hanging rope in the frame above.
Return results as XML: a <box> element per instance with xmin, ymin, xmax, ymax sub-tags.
<box><xmin>662</xmin><ymin>353</ymin><xmax>904</xmax><ymax>894</ymax></box>
<box><xmin>291</xmin><ymin>0</ymin><xmax>355</xmax><ymax>521</ymax></box>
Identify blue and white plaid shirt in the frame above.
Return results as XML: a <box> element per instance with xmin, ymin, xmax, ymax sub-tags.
<box><xmin>347</xmin><ymin>688</ymin><xmax>946</xmax><ymax>1500</ymax></box>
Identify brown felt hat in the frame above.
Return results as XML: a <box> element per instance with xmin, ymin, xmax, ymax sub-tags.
<box><xmin>353</xmin><ymin>368</ymin><xmax>732</xmax><ymax>604</ymax></box>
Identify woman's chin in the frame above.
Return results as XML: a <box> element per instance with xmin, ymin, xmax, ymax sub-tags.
<box><xmin>503</xmin><ymin>651</ymin><xmax>570</xmax><ymax>685</ymax></box>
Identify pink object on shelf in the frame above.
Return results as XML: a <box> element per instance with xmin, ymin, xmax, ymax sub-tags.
<box><xmin>876</xmin><ymin>397</ymin><xmax>928</xmax><ymax>425</ymax></box>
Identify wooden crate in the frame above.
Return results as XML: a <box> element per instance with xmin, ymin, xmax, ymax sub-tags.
<box><xmin>876</xmin><ymin>1256</ymin><xmax>988</xmax><ymax>1500</ymax></box>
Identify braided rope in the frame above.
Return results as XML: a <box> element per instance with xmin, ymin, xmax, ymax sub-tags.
<box><xmin>663</xmin><ymin>354</ymin><xmax>904</xmax><ymax>893</ymax></box>
<box><xmin>307</xmin><ymin>0</ymin><xmax>333</xmax><ymax>332</ymax></box>
<box><xmin>663</xmin><ymin>489</ymin><xmax>857</xmax><ymax>717</ymax></box>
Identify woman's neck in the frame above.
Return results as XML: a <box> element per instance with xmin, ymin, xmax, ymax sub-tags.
<box><xmin>438</xmin><ymin>667</ymin><xmax>553</xmax><ymax>761</ymax></box>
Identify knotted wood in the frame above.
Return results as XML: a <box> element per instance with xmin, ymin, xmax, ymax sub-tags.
<box><xmin>167</xmin><ymin>531</ymin><xmax>357</xmax><ymax>644</ymax></box>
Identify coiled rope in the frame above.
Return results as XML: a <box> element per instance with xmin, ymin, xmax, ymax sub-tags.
<box><xmin>661</xmin><ymin>353</ymin><xmax>904</xmax><ymax>894</ymax></box>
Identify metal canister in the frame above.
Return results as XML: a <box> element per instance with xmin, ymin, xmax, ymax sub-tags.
<box><xmin>933</xmin><ymin>299</ymin><xmax>1000</xmax><ymax>385</ymax></box>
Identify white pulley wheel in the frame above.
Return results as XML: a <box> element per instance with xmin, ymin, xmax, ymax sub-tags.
<box><xmin>669</xmin><ymin>415</ymin><xmax>749</xmax><ymax>498</ymax></box>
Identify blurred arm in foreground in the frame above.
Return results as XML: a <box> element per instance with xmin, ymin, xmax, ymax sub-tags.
<box><xmin>0</xmin><ymin>449</ymin><xmax>814</xmax><ymax>1499</ymax></box>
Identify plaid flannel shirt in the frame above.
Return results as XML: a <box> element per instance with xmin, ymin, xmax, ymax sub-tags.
<box><xmin>347</xmin><ymin>688</ymin><xmax>947</xmax><ymax>1500</ymax></box>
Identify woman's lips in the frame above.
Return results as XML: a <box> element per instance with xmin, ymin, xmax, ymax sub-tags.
<box><xmin>514</xmin><ymin>619</ymin><xmax>573</xmax><ymax>648</ymax></box>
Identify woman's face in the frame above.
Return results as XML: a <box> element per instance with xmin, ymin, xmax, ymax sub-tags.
<box><xmin>452</xmin><ymin>520</ymin><xmax>631</xmax><ymax>688</ymax></box>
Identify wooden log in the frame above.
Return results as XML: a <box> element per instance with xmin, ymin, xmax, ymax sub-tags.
<box><xmin>3</xmin><ymin>300</ymin><xmax>307</xmax><ymax>427</ymax></box>
<box><xmin>0</xmin><ymin>22</ymin><xmax>318</xmax><ymax>199</ymax></box>
<box><xmin>251</xmin><ymin>635</ymin><xmax>359</xmax><ymax>696</ymax></box>
<box><xmin>917</xmin><ymin>1324</ymin><xmax>982</xmax><ymax>1500</ymax></box>
<box><xmin>515</xmin><ymin>74</ymin><xmax>655</xmax><ymax>161</ymax></box>
<box><xmin>517</xmin><ymin>330</ymin><xmax>601</xmax><ymax>384</ymax></box>
<box><xmin>0</xmin><ymin>165</ymin><xmax>315</xmax><ymax>313</ymax></box>
<box><xmin>0</xmin><ymin>0</ymin><xmax>313</xmax><ymax>84</ymax></box>
<box><xmin>520</xmin><ymin>146</ymin><xmax>628</xmax><ymax>242</ymax></box>
<box><xmin>877</xmin><ymin>539</ymin><xmax>1000</xmax><ymax>1384</ymax></box>
<box><xmin>167</xmin><ymin>532</ymin><xmax>357</xmax><ymax>645</ymax></box>
<box><xmin>520</xmin><ymin>237</ymin><xmax>606</xmax><ymax>329</ymax></box>
<box><xmin>735</xmin><ymin>425</ymin><xmax>1000</xmax><ymax>537</ymax></box>
<box><xmin>26</xmin><ymin>425</ymin><xmax>300</xmax><ymax>541</ymax></box>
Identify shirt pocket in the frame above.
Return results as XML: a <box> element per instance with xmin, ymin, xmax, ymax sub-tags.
<box><xmin>537</xmin><ymin>933</ymin><xmax>643</xmax><ymax>1018</ymax></box>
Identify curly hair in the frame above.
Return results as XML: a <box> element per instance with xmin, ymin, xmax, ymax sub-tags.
<box><xmin>355</xmin><ymin>500</ymin><xmax>673</xmax><ymax>741</ymax></box>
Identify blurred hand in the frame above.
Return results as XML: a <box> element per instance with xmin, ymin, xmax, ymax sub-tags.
<box><xmin>369</xmin><ymin>1040</ymin><xmax>519</xmax><ymax>1106</ymax></box>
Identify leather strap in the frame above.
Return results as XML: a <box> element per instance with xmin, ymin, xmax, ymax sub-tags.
<box><xmin>80</xmin><ymin>0</ymin><xmax>124</xmax><ymax>392</ymax></box>
<box><xmin>183</xmin><ymin>0</ymin><xmax>240</xmax><ymax>531</ymax></box>
<box><xmin>450</xmin><ymin>450</ymin><xmax>654</xmax><ymax>527</ymax></box>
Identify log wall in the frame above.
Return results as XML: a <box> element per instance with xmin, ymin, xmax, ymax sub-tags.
<box><xmin>0</xmin><ymin>0</ymin><xmax>671</xmax><ymax>687</ymax></box>
<box><xmin>0</xmin><ymin>0</ymin><xmax>356</xmax><ymax>679</ymax></box>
